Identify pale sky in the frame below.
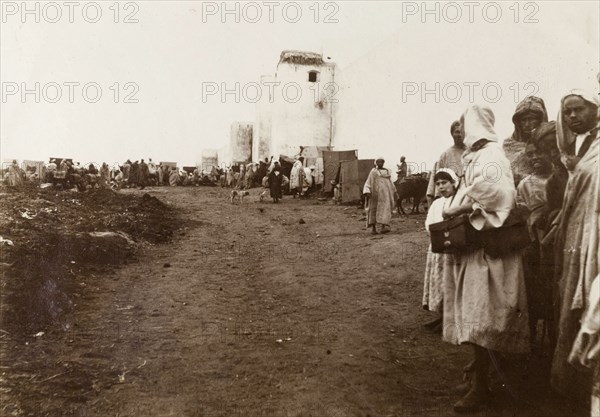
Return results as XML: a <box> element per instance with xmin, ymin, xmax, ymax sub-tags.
<box><xmin>1</xmin><ymin>1</ymin><xmax>598</xmax><ymax>166</ymax></box>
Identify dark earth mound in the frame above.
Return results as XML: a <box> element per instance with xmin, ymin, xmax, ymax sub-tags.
<box><xmin>0</xmin><ymin>186</ymin><xmax>183</xmax><ymax>338</ymax></box>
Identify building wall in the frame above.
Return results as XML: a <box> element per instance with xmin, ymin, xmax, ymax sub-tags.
<box><xmin>271</xmin><ymin>61</ymin><xmax>336</xmax><ymax>158</ymax></box>
<box><xmin>200</xmin><ymin>148</ymin><xmax>219</xmax><ymax>172</ymax></box>
<box><xmin>217</xmin><ymin>145</ymin><xmax>231</xmax><ymax>169</ymax></box>
<box><xmin>230</xmin><ymin>122</ymin><xmax>253</xmax><ymax>163</ymax></box>
<box><xmin>256</xmin><ymin>55</ymin><xmax>336</xmax><ymax>160</ymax></box>
<box><xmin>253</xmin><ymin>75</ymin><xmax>274</xmax><ymax>162</ymax></box>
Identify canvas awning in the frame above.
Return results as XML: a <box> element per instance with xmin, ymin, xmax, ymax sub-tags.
<box><xmin>340</xmin><ymin>159</ymin><xmax>375</xmax><ymax>203</ymax></box>
<box><xmin>322</xmin><ymin>150</ymin><xmax>357</xmax><ymax>192</ymax></box>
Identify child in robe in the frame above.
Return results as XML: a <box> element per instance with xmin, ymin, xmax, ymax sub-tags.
<box><xmin>517</xmin><ymin>141</ymin><xmax>554</xmax><ymax>344</ymax></box>
<box><xmin>422</xmin><ymin>168</ymin><xmax>459</xmax><ymax>331</ymax></box>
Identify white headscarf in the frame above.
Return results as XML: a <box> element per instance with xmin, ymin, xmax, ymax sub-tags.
<box><xmin>435</xmin><ymin>167</ymin><xmax>459</xmax><ymax>184</ymax></box>
<box><xmin>461</xmin><ymin>104</ymin><xmax>498</xmax><ymax>149</ymax></box>
<box><xmin>556</xmin><ymin>89</ymin><xmax>600</xmax><ymax>155</ymax></box>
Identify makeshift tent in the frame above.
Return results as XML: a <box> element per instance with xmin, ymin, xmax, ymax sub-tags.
<box><xmin>277</xmin><ymin>154</ymin><xmax>295</xmax><ymax>179</ymax></box>
<box><xmin>299</xmin><ymin>146</ymin><xmax>331</xmax><ymax>186</ymax></box>
<box><xmin>0</xmin><ymin>159</ymin><xmax>11</xmax><ymax>176</ymax></box>
<box><xmin>22</xmin><ymin>160</ymin><xmax>44</xmax><ymax>180</ymax></box>
<box><xmin>340</xmin><ymin>159</ymin><xmax>375</xmax><ymax>203</ymax></box>
<box><xmin>322</xmin><ymin>150</ymin><xmax>357</xmax><ymax>192</ymax></box>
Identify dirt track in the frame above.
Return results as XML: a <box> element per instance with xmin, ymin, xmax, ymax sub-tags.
<box><xmin>0</xmin><ymin>187</ymin><xmax>587</xmax><ymax>417</ymax></box>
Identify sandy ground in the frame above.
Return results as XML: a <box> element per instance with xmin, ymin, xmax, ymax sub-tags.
<box><xmin>0</xmin><ymin>186</ymin><xmax>588</xmax><ymax>417</ymax></box>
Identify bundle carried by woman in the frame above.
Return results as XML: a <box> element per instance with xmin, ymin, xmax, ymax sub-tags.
<box><xmin>429</xmin><ymin>202</ymin><xmax>529</xmax><ymax>257</ymax></box>
<box><xmin>429</xmin><ymin>111</ymin><xmax>531</xmax><ymax>257</ymax></box>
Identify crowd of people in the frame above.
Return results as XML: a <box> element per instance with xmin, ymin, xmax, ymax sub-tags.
<box><xmin>2</xmin><ymin>154</ymin><xmax>321</xmax><ymax>200</ymax></box>
<box><xmin>4</xmin><ymin>158</ymin><xmax>162</xmax><ymax>190</ymax></box>
<box><xmin>3</xmin><ymin>158</ymin><xmax>248</xmax><ymax>190</ymax></box>
<box><xmin>415</xmin><ymin>92</ymin><xmax>599</xmax><ymax>415</ymax></box>
<box><xmin>225</xmin><ymin>156</ymin><xmax>317</xmax><ymax>203</ymax></box>
<box><xmin>111</xmin><ymin>159</ymin><xmax>223</xmax><ymax>188</ymax></box>
<box><xmin>3</xmin><ymin>88</ymin><xmax>598</xmax><ymax>416</ymax></box>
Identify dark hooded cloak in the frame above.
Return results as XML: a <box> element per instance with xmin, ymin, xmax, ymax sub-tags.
<box><xmin>503</xmin><ymin>96</ymin><xmax>549</xmax><ymax>185</ymax></box>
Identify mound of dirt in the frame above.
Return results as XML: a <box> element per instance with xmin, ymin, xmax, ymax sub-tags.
<box><xmin>0</xmin><ymin>187</ymin><xmax>183</xmax><ymax>338</ymax></box>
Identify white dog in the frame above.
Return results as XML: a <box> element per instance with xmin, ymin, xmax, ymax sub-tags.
<box><xmin>231</xmin><ymin>190</ymin><xmax>250</xmax><ymax>204</ymax></box>
<box><xmin>259</xmin><ymin>190</ymin><xmax>268</xmax><ymax>202</ymax></box>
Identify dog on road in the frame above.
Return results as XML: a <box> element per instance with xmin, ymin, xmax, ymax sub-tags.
<box><xmin>231</xmin><ymin>190</ymin><xmax>250</xmax><ymax>204</ymax></box>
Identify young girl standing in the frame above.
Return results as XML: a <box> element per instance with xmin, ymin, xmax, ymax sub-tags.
<box><xmin>422</xmin><ymin>168</ymin><xmax>459</xmax><ymax>331</ymax></box>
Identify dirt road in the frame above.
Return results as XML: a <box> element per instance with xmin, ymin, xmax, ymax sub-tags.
<box><xmin>1</xmin><ymin>187</ymin><xmax>585</xmax><ymax>417</ymax></box>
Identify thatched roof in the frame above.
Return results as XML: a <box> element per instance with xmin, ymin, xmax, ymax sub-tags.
<box><xmin>279</xmin><ymin>50</ymin><xmax>324</xmax><ymax>66</ymax></box>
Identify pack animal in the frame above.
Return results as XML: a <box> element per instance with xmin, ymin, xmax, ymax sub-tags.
<box><xmin>395</xmin><ymin>174</ymin><xmax>429</xmax><ymax>215</ymax></box>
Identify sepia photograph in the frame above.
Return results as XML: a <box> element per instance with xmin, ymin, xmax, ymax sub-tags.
<box><xmin>1</xmin><ymin>1</ymin><xmax>599</xmax><ymax>416</ymax></box>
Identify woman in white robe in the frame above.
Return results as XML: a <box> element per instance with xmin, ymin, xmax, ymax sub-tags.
<box><xmin>442</xmin><ymin>105</ymin><xmax>530</xmax><ymax>412</ymax></box>
<box><xmin>6</xmin><ymin>160</ymin><xmax>23</xmax><ymax>186</ymax></box>
<box><xmin>289</xmin><ymin>158</ymin><xmax>305</xmax><ymax>197</ymax></box>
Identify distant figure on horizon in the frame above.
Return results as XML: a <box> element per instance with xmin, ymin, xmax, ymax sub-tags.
<box><xmin>139</xmin><ymin>159</ymin><xmax>149</xmax><ymax>189</ymax></box>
